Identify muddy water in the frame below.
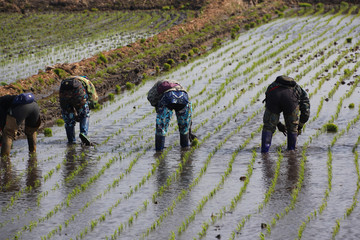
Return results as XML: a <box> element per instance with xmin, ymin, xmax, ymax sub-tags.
<box><xmin>1</xmin><ymin>12</ymin><xmax>360</xmax><ymax>240</ymax></box>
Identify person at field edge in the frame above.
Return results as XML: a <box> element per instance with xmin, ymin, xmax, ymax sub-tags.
<box><xmin>261</xmin><ymin>75</ymin><xmax>310</xmax><ymax>153</ymax></box>
<box><xmin>59</xmin><ymin>76</ymin><xmax>98</xmax><ymax>146</ymax></box>
<box><xmin>147</xmin><ymin>80</ymin><xmax>194</xmax><ymax>151</ymax></box>
<box><xmin>0</xmin><ymin>93</ymin><xmax>41</xmax><ymax>157</ymax></box>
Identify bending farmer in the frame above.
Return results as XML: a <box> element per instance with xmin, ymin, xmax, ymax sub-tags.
<box><xmin>261</xmin><ymin>75</ymin><xmax>310</xmax><ymax>153</ymax></box>
<box><xmin>59</xmin><ymin>76</ymin><xmax>98</xmax><ymax>145</ymax></box>
<box><xmin>147</xmin><ymin>80</ymin><xmax>192</xmax><ymax>151</ymax></box>
<box><xmin>0</xmin><ymin>93</ymin><xmax>41</xmax><ymax>157</ymax></box>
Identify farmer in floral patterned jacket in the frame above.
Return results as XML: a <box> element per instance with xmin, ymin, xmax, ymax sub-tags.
<box><xmin>147</xmin><ymin>80</ymin><xmax>193</xmax><ymax>151</ymax></box>
<box><xmin>261</xmin><ymin>75</ymin><xmax>310</xmax><ymax>153</ymax></box>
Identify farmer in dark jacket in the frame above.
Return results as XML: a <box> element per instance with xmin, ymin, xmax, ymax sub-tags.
<box><xmin>261</xmin><ymin>75</ymin><xmax>310</xmax><ymax>153</ymax></box>
<box><xmin>0</xmin><ymin>93</ymin><xmax>41</xmax><ymax>157</ymax></box>
<box><xmin>147</xmin><ymin>80</ymin><xmax>193</xmax><ymax>151</ymax></box>
<box><xmin>59</xmin><ymin>76</ymin><xmax>98</xmax><ymax>146</ymax></box>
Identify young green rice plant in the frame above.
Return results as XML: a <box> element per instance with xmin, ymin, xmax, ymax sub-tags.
<box><xmin>163</xmin><ymin>63</ymin><xmax>171</xmax><ymax>71</ymax></box>
<box><xmin>55</xmin><ymin>119</ymin><xmax>64</xmax><ymax>127</ymax></box>
<box><xmin>325</xmin><ymin>123</ymin><xmax>338</xmax><ymax>133</ymax></box>
<box><xmin>180</xmin><ymin>53</ymin><xmax>187</xmax><ymax>60</ymax></box>
<box><xmin>97</xmin><ymin>53</ymin><xmax>108</xmax><ymax>64</ymax></box>
<box><xmin>125</xmin><ymin>82</ymin><xmax>135</xmax><ymax>90</ymax></box>
<box><xmin>115</xmin><ymin>85</ymin><xmax>121</xmax><ymax>94</ymax></box>
<box><xmin>299</xmin><ymin>2</ymin><xmax>312</xmax><ymax>8</ymax></box>
<box><xmin>43</xmin><ymin>128</ymin><xmax>53</xmax><ymax>137</ymax></box>
<box><xmin>53</xmin><ymin>68</ymin><xmax>67</xmax><ymax>79</ymax></box>
<box><xmin>108</xmin><ymin>93</ymin><xmax>115</xmax><ymax>101</ymax></box>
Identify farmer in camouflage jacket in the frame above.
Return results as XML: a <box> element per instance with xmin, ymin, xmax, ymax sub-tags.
<box><xmin>261</xmin><ymin>75</ymin><xmax>310</xmax><ymax>153</ymax></box>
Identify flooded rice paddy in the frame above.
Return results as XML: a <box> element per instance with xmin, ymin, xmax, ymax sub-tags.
<box><xmin>0</xmin><ymin>10</ymin><xmax>190</xmax><ymax>83</ymax></box>
<box><xmin>1</xmin><ymin>11</ymin><xmax>360</xmax><ymax>240</ymax></box>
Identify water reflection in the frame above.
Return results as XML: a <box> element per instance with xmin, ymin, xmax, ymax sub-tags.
<box><xmin>261</xmin><ymin>153</ymin><xmax>275</xmax><ymax>188</ymax></box>
<box><xmin>262</xmin><ymin>151</ymin><xmax>300</xmax><ymax>193</ymax></box>
<box><xmin>63</xmin><ymin>145</ymin><xmax>78</xmax><ymax>178</ymax></box>
<box><xmin>0</xmin><ymin>157</ymin><xmax>19</xmax><ymax>192</ymax></box>
<box><xmin>285</xmin><ymin>152</ymin><xmax>299</xmax><ymax>187</ymax></box>
<box><xmin>155</xmin><ymin>149</ymin><xmax>194</xmax><ymax>211</ymax></box>
<box><xmin>26</xmin><ymin>155</ymin><xmax>41</xmax><ymax>189</ymax></box>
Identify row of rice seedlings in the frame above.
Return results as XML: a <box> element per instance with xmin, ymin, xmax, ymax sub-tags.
<box><xmin>135</xmin><ymin>16</ymin><xmax>337</xmax><ymax>235</ymax></box>
<box><xmin>260</xmin><ymin>61</ymin><xmax>360</xmax><ymax>238</ymax></box>
<box><xmin>67</xmin><ymin>26</ymin><xmax>294</xmax><ymax>237</ymax></box>
<box><xmin>194</xmin><ymin>24</ymin><xmax>346</xmax><ymax>236</ymax></box>
<box><xmin>191</xmin><ymin>13</ymin><xmax>328</xmax><ymax>113</ymax></box>
<box><xmin>226</xmin><ymin>14</ymin><xmax>359</xmax><ymax>237</ymax></box>
<box><xmin>74</xmin><ymin>93</ymin><xmax>247</xmax><ymax>239</ymax></box>
<box><xmin>229</xmin><ymin>145</ymin><xmax>285</xmax><ymax>239</ymax></box>
<box><xmin>331</xmin><ymin>134</ymin><xmax>360</xmax><ymax>238</ymax></box>
<box><xmin>295</xmin><ymin>80</ymin><xmax>360</xmax><ymax>239</ymax></box>
<box><xmin>11</xmin><ymin>107</ymin><xmax>167</xmax><ymax>236</ymax></box>
<box><xmin>5</xmin><ymin>7</ymin><xmax>354</xmax><ymax>238</ymax></box>
<box><xmin>1</xmin><ymin>10</ymin><xmax>187</xmax><ymax>82</ymax></box>
<box><xmin>143</xmin><ymin>109</ymin><xmax>263</xmax><ymax>238</ymax></box>
<box><xmin>1</xmin><ymin>74</ymin><xmax>160</xmax><ymax>215</ymax></box>
<box><xmin>4</xmin><ymin>14</ymin><xmax>314</xmax><ymax>230</ymax></box>
<box><xmin>226</xmin><ymin>10</ymin><xmax>343</xmax><ymax>94</ymax></box>
<box><xmin>42</xmin><ymin>145</ymin><xmax>153</xmax><ymax>240</ymax></box>
<box><xmin>1</xmin><ymin>145</ymin><xmax>97</xmax><ymax>213</ymax></box>
<box><xmin>196</xmin><ymin>147</ymin><xmax>259</xmax><ymax>239</ymax></box>
<box><xmin>35</xmin><ymin>34</ymin><xmax>270</xmax><ymax>237</ymax></box>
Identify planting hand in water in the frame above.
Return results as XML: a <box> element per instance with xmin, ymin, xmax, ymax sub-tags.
<box><xmin>277</xmin><ymin>122</ymin><xmax>287</xmax><ymax>136</ymax></box>
<box><xmin>59</xmin><ymin>76</ymin><xmax>98</xmax><ymax>146</ymax></box>
<box><xmin>147</xmin><ymin>80</ymin><xmax>192</xmax><ymax>151</ymax></box>
<box><xmin>261</xmin><ymin>75</ymin><xmax>310</xmax><ymax>153</ymax></box>
<box><xmin>0</xmin><ymin>93</ymin><xmax>41</xmax><ymax>157</ymax></box>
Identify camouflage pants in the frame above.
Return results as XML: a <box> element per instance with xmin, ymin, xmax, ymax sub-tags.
<box><xmin>263</xmin><ymin>106</ymin><xmax>300</xmax><ymax>133</ymax></box>
<box><xmin>156</xmin><ymin>103</ymin><xmax>192</xmax><ymax>136</ymax></box>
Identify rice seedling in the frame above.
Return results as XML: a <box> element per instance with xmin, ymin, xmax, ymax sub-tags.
<box><xmin>325</xmin><ymin>123</ymin><xmax>338</xmax><ymax>133</ymax></box>
<box><xmin>43</xmin><ymin>128</ymin><xmax>53</xmax><ymax>137</ymax></box>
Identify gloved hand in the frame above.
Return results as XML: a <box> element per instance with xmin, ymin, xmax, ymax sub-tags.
<box><xmin>277</xmin><ymin>122</ymin><xmax>287</xmax><ymax>136</ymax></box>
<box><xmin>298</xmin><ymin>123</ymin><xmax>304</xmax><ymax>135</ymax></box>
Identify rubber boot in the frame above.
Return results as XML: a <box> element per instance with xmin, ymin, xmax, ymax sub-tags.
<box><xmin>79</xmin><ymin>117</ymin><xmax>91</xmax><ymax>146</ymax></box>
<box><xmin>25</xmin><ymin>118</ymin><xmax>41</xmax><ymax>154</ymax></box>
<box><xmin>65</xmin><ymin>125</ymin><xmax>76</xmax><ymax>144</ymax></box>
<box><xmin>155</xmin><ymin>135</ymin><xmax>165</xmax><ymax>152</ymax></box>
<box><xmin>287</xmin><ymin>132</ymin><xmax>297</xmax><ymax>151</ymax></box>
<box><xmin>180</xmin><ymin>133</ymin><xmax>189</xmax><ymax>148</ymax></box>
<box><xmin>79</xmin><ymin>117</ymin><xmax>89</xmax><ymax>136</ymax></box>
<box><xmin>1</xmin><ymin>115</ymin><xmax>18</xmax><ymax>157</ymax></box>
<box><xmin>261</xmin><ymin>130</ymin><xmax>273</xmax><ymax>153</ymax></box>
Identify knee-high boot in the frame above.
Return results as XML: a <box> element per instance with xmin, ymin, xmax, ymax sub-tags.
<box><xmin>180</xmin><ymin>133</ymin><xmax>189</xmax><ymax>148</ymax></box>
<box><xmin>287</xmin><ymin>132</ymin><xmax>297</xmax><ymax>150</ymax></box>
<box><xmin>79</xmin><ymin>117</ymin><xmax>91</xmax><ymax>145</ymax></box>
<box><xmin>155</xmin><ymin>135</ymin><xmax>165</xmax><ymax>152</ymax></box>
<box><xmin>65</xmin><ymin>125</ymin><xmax>76</xmax><ymax>144</ymax></box>
<box><xmin>261</xmin><ymin>130</ymin><xmax>273</xmax><ymax>153</ymax></box>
